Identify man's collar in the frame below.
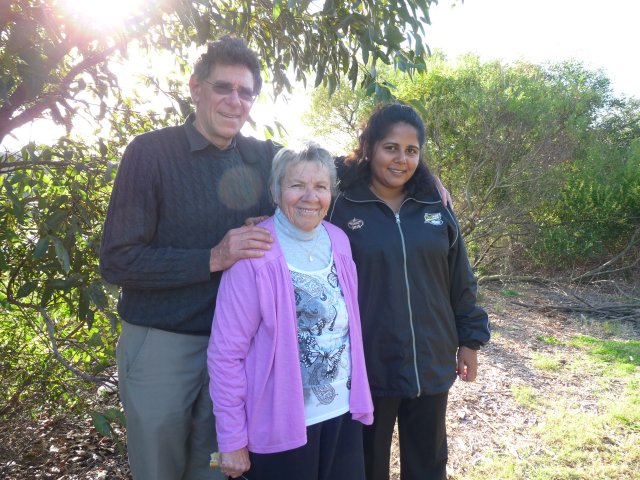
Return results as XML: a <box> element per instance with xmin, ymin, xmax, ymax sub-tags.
<box><xmin>183</xmin><ymin>112</ymin><xmax>237</xmax><ymax>153</ymax></box>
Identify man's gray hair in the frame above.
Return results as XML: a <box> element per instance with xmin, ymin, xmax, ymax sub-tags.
<box><xmin>193</xmin><ymin>35</ymin><xmax>262</xmax><ymax>95</ymax></box>
<box><xmin>270</xmin><ymin>141</ymin><xmax>337</xmax><ymax>206</ymax></box>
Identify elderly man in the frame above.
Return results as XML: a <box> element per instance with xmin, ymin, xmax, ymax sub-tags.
<box><xmin>100</xmin><ymin>36</ymin><xmax>275</xmax><ymax>479</ymax></box>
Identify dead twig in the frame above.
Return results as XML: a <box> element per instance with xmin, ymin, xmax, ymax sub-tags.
<box><xmin>571</xmin><ymin>226</ymin><xmax>640</xmax><ymax>283</ymax></box>
<box><xmin>510</xmin><ymin>300</ymin><xmax>640</xmax><ymax>322</ymax></box>
<box><xmin>611</xmin><ymin>282</ymin><xmax>640</xmax><ymax>302</ymax></box>
<box><xmin>478</xmin><ymin>275</ymin><xmax>550</xmax><ymax>285</ymax></box>
<box><xmin>473</xmin><ymin>409</ymin><xmax>525</xmax><ymax>461</ymax></box>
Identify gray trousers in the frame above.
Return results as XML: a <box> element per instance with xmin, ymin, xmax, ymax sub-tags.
<box><xmin>116</xmin><ymin>321</ymin><xmax>225</xmax><ymax>480</ymax></box>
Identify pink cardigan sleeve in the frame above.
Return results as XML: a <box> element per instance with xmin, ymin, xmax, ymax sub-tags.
<box><xmin>207</xmin><ymin>259</ymin><xmax>262</xmax><ymax>453</ymax></box>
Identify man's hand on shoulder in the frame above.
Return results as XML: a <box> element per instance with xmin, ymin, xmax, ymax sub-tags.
<box><xmin>244</xmin><ymin>215</ymin><xmax>269</xmax><ymax>226</ymax></box>
<box><xmin>433</xmin><ymin>174</ymin><xmax>453</xmax><ymax>209</ymax></box>
<box><xmin>210</xmin><ymin>225</ymin><xmax>273</xmax><ymax>272</ymax></box>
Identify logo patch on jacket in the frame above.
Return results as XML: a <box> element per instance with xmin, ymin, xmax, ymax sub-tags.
<box><xmin>347</xmin><ymin>217</ymin><xmax>364</xmax><ymax>230</ymax></box>
<box><xmin>424</xmin><ymin>212</ymin><xmax>443</xmax><ymax>226</ymax></box>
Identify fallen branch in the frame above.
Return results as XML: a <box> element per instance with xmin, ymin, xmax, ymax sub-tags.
<box><xmin>511</xmin><ymin>300</ymin><xmax>640</xmax><ymax>322</ymax></box>
<box><xmin>610</xmin><ymin>282</ymin><xmax>640</xmax><ymax>302</ymax></box>
<box><xmin>571</xmin><ymin>226</ymin><xmax>640</xmax><ymax>282</ymax></box>
<box><xmin>39</xmin><ymin>307</ymin><xmax>107</xmax><ymax>384</ymax></box>
<box><xmin>478</xmin><ymin>275</ymin><xmax>550</xmax><ymax>285</ymax></box>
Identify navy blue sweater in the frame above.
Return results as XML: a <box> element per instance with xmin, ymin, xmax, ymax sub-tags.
<box><xmin>99</xmin><ymin>115</ymin><xmax>278</xmax><ymax>335</ymax></box>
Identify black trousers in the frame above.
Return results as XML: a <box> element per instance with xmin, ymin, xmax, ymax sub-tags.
<box><xmin>241</xmin><ymin>412</ymin><xmax>365</xmax><ymax>480</ymax></box>
<box><xmin>363</xmin><ymin>392</ymin><xmax>449</xmax><ymax>480</ymax></box>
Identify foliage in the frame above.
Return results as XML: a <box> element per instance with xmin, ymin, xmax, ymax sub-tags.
<box><xmin>1</xmin><ymin>0</ymin><xmax>442</xmax><ymax>144</ymax></box>
<box><xmin>90</xmin><ymin>407</ymin><xmax>127</xmax><ymax>452</ymax></box>
<box><xmin>303</xmin><ymin>54</ymin><xmax>640</xmax><ymax>275</ymax></box>
<box><xmin>304</xmin><ymin>82</ymin><xmax>376</xmax><ymax>153</ymax></box>
<box><xmin>528</xmin><ymin>102</ymin><xmax>640</xmax><ymax>270</ymax></box>
<box><xmin>0</xmin><ymin>136</ymin><xmax>118</xmax><ymax>416</ymax></box>
<box><xmin>396</xmin><ymin>56</ymin><xmax>614</xmax><ymax>273</ymax></box>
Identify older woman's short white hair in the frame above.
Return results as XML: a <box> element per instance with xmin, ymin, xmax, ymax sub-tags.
<box><xmin>269</xmin><ymin>141</ymin><xmax>337</xmax><ymax>206</ymax></box>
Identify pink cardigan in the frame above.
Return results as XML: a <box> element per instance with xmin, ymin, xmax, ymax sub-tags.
<box><xmin>207</xmin><ymin>218</ymin><xmax>374</xmax><ymax>454</ymax></box>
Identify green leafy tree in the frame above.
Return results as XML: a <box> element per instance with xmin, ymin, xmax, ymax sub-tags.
<box><xmin>303</xmin><ymin>54</ymin><xmax>640</xmax><ymax>275</ymax></box>
<box><xmin>530</xmin><ymin>99</ymin><xmax>640</xmax><ymax>274</ymax></box>
<box><xmin>1</xmin><ymin>0</ymin><xmax>440</xmax><ymax>143</ymax></box>
<box><xmin>1</xmin><ymin>0</ymin><xmax>448</xmax><ymax>416</ymax></box>
<box><xmin>400</xmin><ymin>56</ymin><xmax>613</xmax><ymax>272</ymax></box>
<box><xmin>304</xmin><ymin>82</ymin><xmax>376</xmax><ymax>152</ymax></box>
<box><xmin>1</xmin><ymin>137</ymin><xmax>118</xmax><ymax>415</ymax></box>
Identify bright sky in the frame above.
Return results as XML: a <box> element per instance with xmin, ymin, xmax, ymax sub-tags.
<box><xmin>425</xmin><ymin>0</ymin><xmax>640</xmax><ymax>99</ymax></box>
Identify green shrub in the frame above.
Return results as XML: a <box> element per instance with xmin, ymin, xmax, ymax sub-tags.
<box><xmin>528</xmin><ymin>139</ymin><xmax>640</xmax><ymax>268</ymax></box>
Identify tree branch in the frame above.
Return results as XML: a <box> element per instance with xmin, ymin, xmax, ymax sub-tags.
<box><xmin>0</xmin><ymin>42</ymin><xmax>123</xmax><ymax>142</ymax></box>
<box><xmin>477</xmin><ymin>275</ymin><xmax>551</xmax><ymax>285</ymax></box>
<box><xmin>39</xmin><ymin>306</ymin><xmax>108</xmax><ymax>384</ymax></box>
<box><xmin>571</xmin><ymin>226</ymin><xmax>640</xmax><ymax>282</ymax></box>
<box><xmin>5</xmin><ymin>296</ymin><xmax>111</xmax><ymax>385</ymax></box>
<box><xmin>0</xmin><ymin>160</ymin><xmax>77</xmax><ymax>174</ymax></box>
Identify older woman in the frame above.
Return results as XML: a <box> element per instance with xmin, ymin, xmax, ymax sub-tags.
<box><xmin>207</xmin><ymin>142</ymin><xmax>374</xmax><ymax>480</ymax></box>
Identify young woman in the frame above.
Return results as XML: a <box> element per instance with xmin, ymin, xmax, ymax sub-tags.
<box><xmin>329</xmin><ymin>104</ymin><xmax>490</xmax><ymax>480</ymax></box>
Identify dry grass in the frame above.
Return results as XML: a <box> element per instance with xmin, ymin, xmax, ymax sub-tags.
<box><xmin>389</xmin><ymin>283</ymin><xmax>640</xmax><ymax>480</ymax></box>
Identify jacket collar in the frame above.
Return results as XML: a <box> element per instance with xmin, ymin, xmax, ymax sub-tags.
<box><xmin>341</xmin><ymin>182</ymin><xmax>380</xmax><ymax>203</ymax></box>
<box><xmin>342</xmin><ymin>181</ymin><xmax>441</xmax><ymax>204</ymax></box>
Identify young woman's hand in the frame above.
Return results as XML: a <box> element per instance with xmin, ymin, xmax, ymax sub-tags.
<box><xmin>456</xmin><ymin>346</ymin><xmax>478</xmax><ymax>382</ymax></box>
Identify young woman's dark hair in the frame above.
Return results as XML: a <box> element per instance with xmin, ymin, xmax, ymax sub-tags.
<box><xmin>339</xmin><ymin>103</ymin><xmax>436</xmax><ymax>197</ymax></box>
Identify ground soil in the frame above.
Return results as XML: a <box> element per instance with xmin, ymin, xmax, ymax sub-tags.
<box><xmin>1</xmin><ymin>282</ymin><xmax>638</xmax><ymax>480</ymax></box>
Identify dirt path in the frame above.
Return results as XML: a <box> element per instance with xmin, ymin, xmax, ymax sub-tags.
<box><xmin>1</xmin><ymin>283</ymin><xmax>638</xmax><ymax>479</ymax></box>
<box><xmin>437</xmin><ymin>284</ymin><xmax>638</xmax><ymax>480</ymax></box>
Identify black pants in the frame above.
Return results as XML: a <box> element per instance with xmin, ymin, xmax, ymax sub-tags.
<box><xmin>241</xmin><ymin>412</ymin><xmax>365</xmax><ymax>480</ymax></box>
<box><xmin>363</xmin><ymin>392</ymin><xmax>449</xmax><ymax>480</ymax></box>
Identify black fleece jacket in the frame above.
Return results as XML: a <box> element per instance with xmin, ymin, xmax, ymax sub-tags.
<box><xmin>328</xmin><ymin>182</ymin><xmax>490</xmax><ymax>397</ymax></box>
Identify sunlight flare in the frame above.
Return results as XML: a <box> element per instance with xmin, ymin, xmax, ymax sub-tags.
<box><xmin>59</xmin><ymin>0</ymin><xmax>144</xmax><ymax>30</ymax></box>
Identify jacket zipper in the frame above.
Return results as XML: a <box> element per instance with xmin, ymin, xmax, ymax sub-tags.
<box><xmin>336</xmin><ymin>192</ymin><xmax>447</xmax><ymax>397</ymax></box>
<box><xmin>394</xmin><ymin>211</ymin><xmax>422</xmax><ymax>397</ymax></box>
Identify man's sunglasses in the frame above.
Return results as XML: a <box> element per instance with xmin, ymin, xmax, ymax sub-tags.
<box><xmin>203</xmin><ymin>80</ymin><xmax>256</xmax><ymax>102</ymax></box>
